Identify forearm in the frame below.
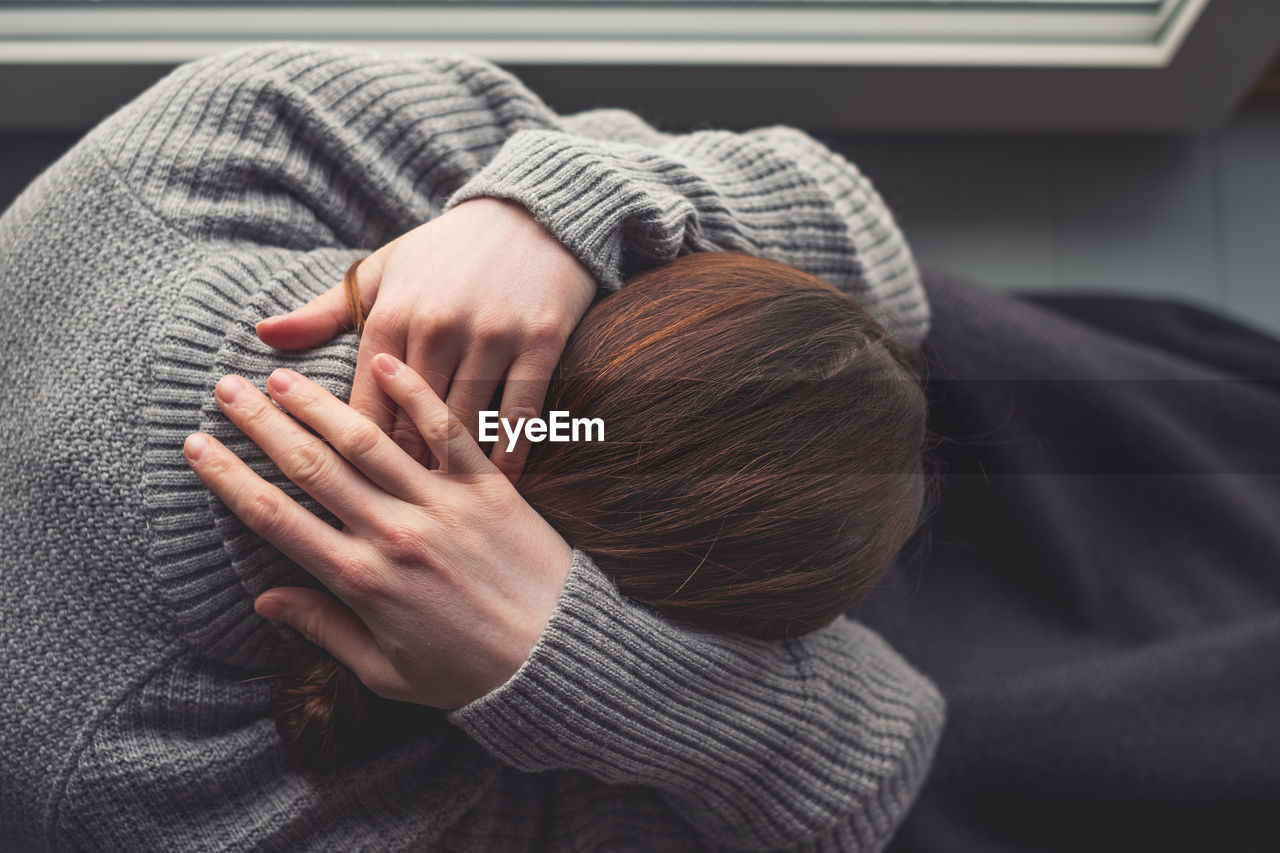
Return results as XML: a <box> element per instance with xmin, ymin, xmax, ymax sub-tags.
<box><xmin>449</xmin><ymin>549</ymin><xmax>945</xmax><ymax>851</ymax></box>
<box><xmin>445</xmin><ymin>117</ymin><xmax>930</xmax><ymax>347</ymax></box>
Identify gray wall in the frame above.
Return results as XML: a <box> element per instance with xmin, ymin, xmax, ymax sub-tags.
<box><xmin>834</xmin><ymin>99</ymin><xmax>1280</xmax><ymax>338</ymax></box>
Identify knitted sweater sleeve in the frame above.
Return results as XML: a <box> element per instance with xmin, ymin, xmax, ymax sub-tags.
<box><xmin>452</xmin><ymin>548</ymin><xmax>945</xmax><ymax>852</ymax></box>
<box><xmin>447</xmin><ymin>109</ymin><xmax>930</xmax><ymax>347</ymax></box>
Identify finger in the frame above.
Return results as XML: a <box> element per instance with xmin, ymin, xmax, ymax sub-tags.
<box><xmin>403</xmin><ymin>322</ymin><xmax>464</xmax><ymax>469</ymax></box>
<box><xmin>387</xmin><ymin>403</ymin><xmax>431</xmax><ymax>469</ymax></box>
<box><xmin>348</xmin><ymin>312</ymin><xmax>406</xmax><ymax>434</ymax></box>
<box><xmin>183</xmin><ymin>432</ymin><xmax>354</xmax><ymax>575</ymax></box>
<box><xmin>265</xmin><ymin>368</ymin><xmax>429</xmax><ymax>504</ymax></box>
<box><xmin>213</xmin><ymin>373</ymin><xmax>400</xmax><ymax>531</ymax></box>
<box><xmin>407</xmin><ymin>321</ymin><xmax>460</xmax><ymax>414</ymax></box>
<box><xmin>256</xmin><ymin>251</ymin><xmax>386</xmax><ymax>349</ymax></box>
<box><xmin>255</xmin><ymin>283</ymin><xmax>352</xmax><ymax>350</ymax></box>
<box><xmin>391</xmin><ymin>330</ymin><xmax>455</xmax><ymax>468</ymax></box>
<box><xmin>446</xmin><ymin>341</ymin><xmax>509</xmax><ymax>445</ymax></box>
<box><xmin>372</xmin><ymin>353</ymin><xmax>495</xmax><ymax>476</ymax></box>
<box><xmin>255</xmin><ymin>587</ymin><xmax>403</xmax><ymax>699</ymax></box>
<box><xmin>316</xmin><ymin>247</ymin><xmax>394</xmax><ymax>430</ymax></box>
<box><xmin>489</xmin><ymin>349</ymin><xmax>559</xmax><ymax>485</ymax></box>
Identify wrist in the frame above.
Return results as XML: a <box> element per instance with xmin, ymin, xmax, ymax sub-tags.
<box><xmin>459</xmin><ymin>195</ymin><xmax>597</xmax><ymax>294</ymax></box>
<box><xmin>443</xmin><ymin>130</ymin><xmax>629</xmax><ymax>290</ymax></box>
<box><xmin>453</xmin><ymin>533</ymin><xmax>575</xmax><ymax>708</ymax></box>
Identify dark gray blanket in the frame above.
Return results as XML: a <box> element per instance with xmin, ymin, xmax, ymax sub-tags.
<box><xmin>857</xmin><ymin>272</ymin><xmax>1280</xmax><ymax>853</ymax></box>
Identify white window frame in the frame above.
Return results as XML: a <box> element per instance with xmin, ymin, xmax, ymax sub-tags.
<box><xmin>0</xmin><ymin>0</ymin><xmax>1275</xmax><ymax>133</ymax></box>
<box><xmin>0</xmin><ymin>1</ymin><xmax>1209</xmax><ymax>67</ymax></box>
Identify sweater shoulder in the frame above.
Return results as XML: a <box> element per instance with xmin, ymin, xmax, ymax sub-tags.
<box><xmin>81</xmin><ymin>42</ymin><xmax>560</xmax><ymax>248</ymax></box>
<box><xmin>143</xmin><ymin>244</ymin><xmax>366</xmax><ymax>669</ymax></box>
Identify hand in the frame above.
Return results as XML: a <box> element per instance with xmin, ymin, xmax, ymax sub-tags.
<box><xmin>254</xmin><ymin>198</ymin><xmax>599</xmax><ymax>484</ymax></box>
<box><xmin>182</xmin><ymin>354</ymin><xmax>574</xmax><ymax>710</ymax></box>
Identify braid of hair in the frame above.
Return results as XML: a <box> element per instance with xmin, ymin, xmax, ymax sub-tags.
<box><xmin>271</xmin><ymin>649</ymin><xmax>444</xmax><ymax>776</ymax></box>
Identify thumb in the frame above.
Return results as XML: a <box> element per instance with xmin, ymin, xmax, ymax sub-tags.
<box><xmin>256</xmin><ymin>283</ymin><xmax>351</xmax><ymax>350</ymax></box>
<box><xmin>257</xmin><ymin>247</ymin><xmax>392</xmax><ymax>349</ymax></box>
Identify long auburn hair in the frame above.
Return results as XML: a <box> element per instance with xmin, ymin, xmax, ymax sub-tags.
<box><xmin>270</xmin><ymin>252</ymin><xmax>933</xmax><ymax>774</ymax></box>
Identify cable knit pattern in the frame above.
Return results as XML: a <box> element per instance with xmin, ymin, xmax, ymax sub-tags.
<box><xmin>0</xmin><ymin>42</ymin><xmax>941</xmax><ymax>851</ymax></box>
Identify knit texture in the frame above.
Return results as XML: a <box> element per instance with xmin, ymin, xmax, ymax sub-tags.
<box><xmin>0</xmin><ymin>42</ymin><xmax>941</xmax><ymax>851</ymax></box>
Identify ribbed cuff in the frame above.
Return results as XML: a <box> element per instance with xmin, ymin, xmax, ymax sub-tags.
<box><xmin>560</xmin><ymin>107</ymin><xmax>671</xmax><ymax>147</ymax></box>
<box><xmin>144</xmin><ymin>247</ymin><xmax>365</xmax><ymax>670</ymax></box>
<box><xmin>444</xmin><ymin>130</ymin><xmax>644</xmax><ymax>292</ymax></box>
<box><xmin>448</xmin><ymin>547</ymin><xmax>945</xmax><ymax>850</ymax></box>
<box><xmin>745</xmin><ymin>126</ymin><xmax>931</xmax><ymax>350</ymax></box>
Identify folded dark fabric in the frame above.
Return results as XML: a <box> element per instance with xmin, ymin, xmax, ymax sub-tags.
<box><xmin>856</xmin><ymin>271</ymin><xmax>1280</xmax><ymax>853</ymax></box>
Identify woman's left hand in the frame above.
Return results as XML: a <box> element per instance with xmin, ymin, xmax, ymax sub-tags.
<box><xmin>182</xmin><ymin>353</ymin><xmax>573</xmax><ymax>710</ymax></box>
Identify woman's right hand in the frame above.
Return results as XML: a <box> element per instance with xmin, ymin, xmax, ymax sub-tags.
<box><xmin>182</xmin><ymin>354</ymin><xmax>575</xmax><ymax>710</ymax></box>
<box><xmin>254</xmin><ymin>198</ymin><xmax>598</xmax><ymax>485</ymax></box>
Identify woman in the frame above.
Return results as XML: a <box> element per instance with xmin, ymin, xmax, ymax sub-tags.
<box><xmin>0</xmin><ymin>42</ymin><xmax>941</xmax><ymax>850</ymax></box>
<box><xmin>211</xmin><ymin>249</ymin><xmax>932</xmax><ymax>775</ymax></box>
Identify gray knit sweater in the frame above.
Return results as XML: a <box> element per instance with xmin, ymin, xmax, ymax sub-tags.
<box><xmin>0</xmin><ymin>43</ymin><xmax>941</xmax><ymax>852</ymax></box>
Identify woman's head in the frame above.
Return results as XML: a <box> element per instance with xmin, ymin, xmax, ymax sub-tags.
<box><xmin>518</xmin><ymin>252</ymin><xmax>929</xmax><ymax>639</ymax></box>
<box><xmin>275</xmin><ymin>251</ymin><xmax>932</xmax><ymax>772</ymax></box>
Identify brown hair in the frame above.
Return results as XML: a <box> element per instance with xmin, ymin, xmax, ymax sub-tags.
<box><xmin>270</xmin><ymin>252</ymin><xmax>932</xmax><ymax>774</ymax></box>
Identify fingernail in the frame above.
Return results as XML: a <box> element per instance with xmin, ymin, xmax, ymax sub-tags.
<box><xmin>183</xmin><ymin>433</ymin><xmax>209</xmax><ymax>461</ymax></box>
<box><xmin>268</xmin><ymin>368</ymin><xmax>298</xmax><ymax>394</ymax></box>
<box><xmin>215</xmin><ymin>374</ymin><xmax>248</xmax><ymax>404</ymax></box>
<box><xmin>255</xmin><ymin>594</ymin><xmax>284</xmax><ymax>620</ymax></box>
<box><xmin>373</xmin><ymin>353</ymin><xmax>400</xmax><ymax>376</ymax></box>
